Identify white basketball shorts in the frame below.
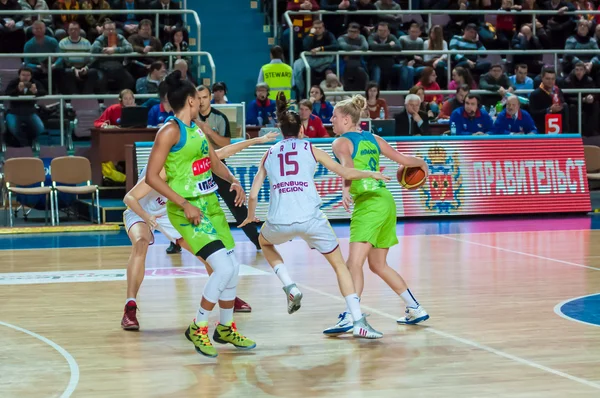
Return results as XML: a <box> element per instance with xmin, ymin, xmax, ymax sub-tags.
<box><xmin>123</xmin><ymin>209</ymin><xmax>182</xmax><ymax>244</ymax></box>
<box><xmin>260</xmin><ymin>214</ymin><xmax>339</xmax><ymax>254</ymax></box>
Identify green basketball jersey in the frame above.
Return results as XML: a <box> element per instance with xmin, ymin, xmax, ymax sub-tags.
<box><xmin>339</xmin><ymin>131</ymin><xmax>385</xmax><ymax>198</ymax></box>
<box><xmin>164</xmin><ymin>117</ymin><xmax>218</xmax><ymax>199</ymax></box>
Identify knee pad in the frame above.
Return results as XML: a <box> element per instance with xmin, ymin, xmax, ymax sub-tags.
<box><xmin>220</xmin><ymin>250</ymin><xmax>240</xmax><ymax>301</ymax></box>
<box><xmin>202</xmin><ymin>248</ymin><xmax>235</xmax><ymax>303</ymax></box>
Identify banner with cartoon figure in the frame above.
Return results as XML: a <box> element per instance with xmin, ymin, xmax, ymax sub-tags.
<box><xmin>134</xmin><ymin>134</ymin><xmax>590</xmax><ymax>221</ymax></box>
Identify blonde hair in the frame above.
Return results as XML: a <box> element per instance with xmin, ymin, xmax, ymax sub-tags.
<box><xmin>334</xmin><ymin>94</ymin><xmax>367</xmax><ymax>124</ymax></box>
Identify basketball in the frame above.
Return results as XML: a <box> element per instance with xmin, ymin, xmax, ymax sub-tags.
<box><xmin>397</xmin><ymin>165</ymin><xmax>426</xmax><ymax>190</ymax></box>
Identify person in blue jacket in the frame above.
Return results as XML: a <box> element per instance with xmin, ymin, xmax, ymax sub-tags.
<box><xmin>309</xmin><ymin>85</ymin><xmax>334</xmax><ymax>124</ymax></box>
<box><xmin>449</xmin><ymin>94</ymin><xmax>494</xmax><ymax>135</ymax></box>
<box><xmin>493</xmin><ymin>96</ymin><xmax>538</xmax><ymax>135</ymax></box>
<box><xmin>246</xmin><ymin>82</ymin><xmax>276</xmax><ymax>126</ymax></box>
<box><xmin>147</xmin><ymin>81</ymin><xmax>174</xmax><ymax>127</ymax></box>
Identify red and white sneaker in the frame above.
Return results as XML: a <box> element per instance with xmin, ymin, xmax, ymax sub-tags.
<box><xmin>234</xmin><ymin>297</ymin><xmax>252</xmax><ymax>313</ymax></box>
<box><xmin>121</xmin><ymin>301</ymin><xmax>139</xmax><ymax>331</ymax></box>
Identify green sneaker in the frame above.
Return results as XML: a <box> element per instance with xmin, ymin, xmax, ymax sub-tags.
<box><xmin>213</xmin><ymin>322</ymin><xmax>257</xmax><ymax>350</ymax></box>
<box><xmin>184</xmin><ymin>322</ymin><xmax>218</xmax><ymax>358</ymax></box>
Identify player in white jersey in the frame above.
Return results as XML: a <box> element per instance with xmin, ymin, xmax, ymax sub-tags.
<box><xmin>121</xmin><ymin>131</ymin><xmax>279</xmax><ymax>330</ymax></box>
<box><xmin>239</xmin><ymin>93</ymin><xmax>385</xmax><ymax>339</ymax></box>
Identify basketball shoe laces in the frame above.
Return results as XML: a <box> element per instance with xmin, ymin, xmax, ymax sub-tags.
<box><xmin>193</xmin><ymin>325</ymin><xmax>212</xmax><ymax>346</ymax></box>
<box><xmin>221</xmin><ymin>322</ymin><xmax>248</xmax><ymax>343</ymax></box>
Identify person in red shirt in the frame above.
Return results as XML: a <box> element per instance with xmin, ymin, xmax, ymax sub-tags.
<box><xmin>94</xmin><ymin>89</ymin><xmax>136</xmax><ymax>128</ymax></box>
<box><xmin>299</xmin><ymin>99</ymin><xmax>329</xmax><ymax>138</ymax></box>
<box><xmin>416</xmin><ymin>67</ymin><xmax>441</xmax><ymax>105</ymax></box>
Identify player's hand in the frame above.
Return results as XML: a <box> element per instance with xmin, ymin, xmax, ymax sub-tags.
<box><xmin>238</xmin><ymin>216</ymin><xmax>260</xmax><ymax>228</ymax></box>
<box><xmin>182</xmin><ymin>202</ymin><xmax>202</xmax><ymax>226</ymax></box>
<box><xmin>370</xmin><ymin>172</ymin><xmax>391</xmax><ymax>182</ymax></box>
<box><xmin>342</xmin><ymin>190</ymin><xmax>353</xmax><ymax>213</ymax></box>
<box><xmin>259</xmin><ymin>131</ymin><xmax>279</xmax><ymax>143</ymax></box>
<box><xmin>230</xmin><ymin>182</ymin><xmax>246</xmax><ymax>206</ymax></box>
<box><xmin>143</xmin><ymin>215</ymin><xmax>158</xmax><ymax>230</ymax></box>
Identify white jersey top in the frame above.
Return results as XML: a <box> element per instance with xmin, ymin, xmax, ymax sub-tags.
<box><xmin>263</xmin><ymin>138</ymin><xmax>322</xmax><ymax>225</ymax></box>
<box><xmin>136</xmin><ymin>166</ymin><xmax>168</xmax><ymax>217</ymax></box>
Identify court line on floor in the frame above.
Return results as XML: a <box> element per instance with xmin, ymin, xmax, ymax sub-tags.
<box><xmin>438</xmin><ymin>235</ymin><xmax>600</xmax><ymax>272</ymax></box>
<box><xmin>296</xmin><ymin>283</ymin><xmax>600</xmax><ymax>391</ymax></box>
<box><xmin>0</xmin><ymin>320</ymin><xmax>79</xmax><ymax>397</ymax></box>
<box><xmin>553</xmin><ymin>294</ymin><xmax>600</xmax><ymax>328</ymax></box>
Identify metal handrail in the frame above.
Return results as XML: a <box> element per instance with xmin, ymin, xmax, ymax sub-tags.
<box><xmin>0</xmin><ymin>9</ymin><xmax>201</xmax><ymax>50</ymax></box>
<box><xmin>284</xmin><ymin>9</ymin><xmax>590</xmax><ymax>64</ymax></box>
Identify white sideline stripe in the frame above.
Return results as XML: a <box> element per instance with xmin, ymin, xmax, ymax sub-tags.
<box><xmin>0</xmin><ymin>320</ymin><xmax>80</xmax><ymax>397</ymax></box>
<box><xmin>297</xmin><ymin>283</ymin><xmax>600</xmax><ymax>391</ymax></box>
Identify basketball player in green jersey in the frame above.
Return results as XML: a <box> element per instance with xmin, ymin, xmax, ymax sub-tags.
<box><xmin>146</xmin><ymin>71</ymin><xmax>255</xmax><ymax>358</ymax></box>
<box><xmin>324</xmin><ymin>95</ymin><xmax>431</xmax><ymax>336</ymax></box>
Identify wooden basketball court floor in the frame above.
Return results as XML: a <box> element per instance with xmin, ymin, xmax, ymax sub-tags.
<box><xmin>1</xmin><ymin>217</ymin><xmax>600</xmax><ymax>398</ymax></box>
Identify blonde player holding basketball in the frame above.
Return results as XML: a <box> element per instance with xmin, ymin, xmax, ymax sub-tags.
<box><xmin>323</xmin><ymin>94</ymin><xmax>430</xmax><ymax>336</ymax></box>
<box><xmin>121</xmin><ymin>132</ymin><xmax>279</xmax><ymax>330</ymax></box>
<box><xmin>239</xmin><ymin>93</ymin><xmax>384</xmax><ymax>339</ymax></box>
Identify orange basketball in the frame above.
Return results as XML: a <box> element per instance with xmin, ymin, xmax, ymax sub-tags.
<box><xmin>397</xmin><ymin>165</ymin><xmax>426</xmax><ymax>190</ymax></box>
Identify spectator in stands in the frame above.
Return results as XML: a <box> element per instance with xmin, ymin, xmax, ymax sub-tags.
<box><xmin>113</xmin><ymin>0</ymin><xmax>144</xmax><ymax>37</ymax></box>
<box><xmin>511</xmin><ymin>25</ymin><xmax>544</xmax><ymax>77</ymax></box>
<box><xmin>394</xmin><ymin>94</ymin><xmax>429</xmax><ymax>136</ymax></box>
<box><xmin>423</xmin><ymin>25</ymin><xmax>448</xmax><ymax>88</ymax></box>
<box><xmin>563</xmin><ymin>62</ymin><xmax>599</xmax><ymax>136</ymax></box>
<box><xmin>94</xmin><ymin>88</ymin><xmax>135</xmax><ymax>127</ymax></box>
<box><xmin>211</xmin><ymin>82</ymin><xmax>229</xmax><ymax>104</ymax></box>
<box><xmin>299</xmin><ymin>99</ymin><xmax>328</xmax><ymax>137</ymax></box>
<box><xmin>337</xmin><ymin>22</ymin><xmax>368</xmax><ymax>77</ymax></box>
<box><xmin>348</xmin><ymin>0</ymin><xmax>377</xmax><ymax>37</ymax></box>
<box><xmin>195</xmin><ymin>84</ymin><xmax>262</xmax><ymax>250</ymax></box>
<box><xmin>292</xmin><ymin>20</ymin><xmax>338</xmax><ymax>99</ymax></box>
<box><xmin>309</xmin><ymin>84</ymin><xmax>333</xmax><ymax>123</ymax></box>
<box><xmin>416</xmin><ymin>67</ymin><xmax>442</xmax><ymax>108</ymax></box>
<box><xmin>91</xmin><ymin>19</ymin><xmax>134</xmax><ymax>92</ymax></box>
<box><xmin>320</xmin><ymin>70</ymin><xmax>348</xmax><ymax>104</ymax></box>
<box><xmin>493</xmin><ymin>96</ymin><xmax>538</xmax><ymax>135</ymax></box>
<box><xmin>82</xmin><ymin>0</ymin><xmax>111</xmax><ymax>42</ymax></box>
<box><xmin>510</xmin><ymin>64</ymin><xmax>534</xmax><ymax>90</ymax></box>
<box><xmin>479</xmin><ymin>63</ymin><xmax>515</xmax><ymax>108</ymax></box>
<box><xmin>0</xmin><ymin>0</ymin><xmax>25</xmax><ymax>53</ymax></box>
<box><xmin>24</xmin><ymin>21</ymin><xmax>59</xmax><ymax>92</ymax></box>
<box><xmin>563</xmin><ymin>20</ymin><xmax>600</xmax><ymax>78</ymax></box>
<box><xmin>258</xmin><ymin>45</ymin><xmax>293</xmax><ymax>101</ymax></box>
<box><xmin>365</xmin><ymin>81</ymin><xmax>388</xmax><ymax>119</ymax></box>
<box><xmin>449</xmin><ymin>94</ymin><xmax>494</xmax><ymax>135</ymax></box>
<box><xmin>135</xmin><ymin>61</ymin><xmax>165</xmax><ymax>94</ymax></box>
<box><xmin>149</xmin><ymin>0</ymin><xmax>184</xmax><ymax>43</ymax></box>
<box><xmin>575</xmin><ymin>0</ymin><xmax>596</xmax><ymax>24</ymax></box>
<box><xmin>173</xmin><ymin>58</ymin><xmax>194</xmax><ymax>84</ymax></box>
<box><xmin>52</xmin><ymin>0</ymin><xmax>85</xmax><ymax>41</ymax></box>
<box><xmin>529</xmin><ymin>67</ymin><xmax>569</xmax><ymax>133</ymax></box>
<box><xmin>128</xmin><ymin>19</ymin><xmax>163</xmax><ymax>79</ymax></box>
<box><xmin>448</xmin><ymin>66</ymin><xmax>477</xmax><ymax>97</ymax></box>
<box><xmin>410</xmin><ymin>85</ymin><xmax>435</xmax><ymax>120</ymax></box>
<box><xmin>282</xmin><ymin>0</ymin><xmax>319</xmax><ymax>60</ymax></box>
<box><xmin>4</xmin><ymin>67</ymin><xmax>46</xmax><ymax>147</ymax></box>
<box><xmin>540</xmin><ymin>0</ymin><xmax>576</xmax><ymax>49</ymax></box>
<box><xmin>449</xmin><ymin>24</ymin><xmax>491</xmax><ymax>76</ymax></box>
<box><xmin>446</xmin><ymin>0</ymin><xmax>484</xmax><ymax>41</ymax></box>
<box><xmin>368</xmin><ymin>21</ymin><xmax>398</xmax><ymax>90</ymax></box>
<box><xmin>320</xmin><ymin>0</ymin><xmax>354</xmax><ymax>38</ymax></box>
<box><xmin>246</xmin><ymin>82</ymin><xmax>276</xmax><ymax>126</ymax></box>
<box><xmin>398</xmin><ymin>22</ymin><xmax>425</xmax><ymax>90</ymax></box>
<box><xmin>438</xmin><ymin>84</ymin><xmax>470</xmax><ymax>119</ymax></box>
<box><xmin>374</xmin><ymin>0</ymin><xmax>402</xmax><ymax>36</ymax></box>
<box><xmin>20</xmin><ymin>0</ymin><xmax>53</xmax><ymax>39</ymax></box>
<box><xmin>57</xmin><ymin>21</ymin><xmax>102</xmax><ymax>97</ymax></box>
<box><xmin>147</xmin><ymin>81</ymin><xmax>172</xmax><ymax>127</ymax></box>
<box><xmin>494</xmin><ymin>0</ymin><xmax>519</xmax><ymax>53</ymax></box>
<box><xmin>162</xmin><ymin>27</ymin><xmax>192</xmax><ymax>67</ymax></box>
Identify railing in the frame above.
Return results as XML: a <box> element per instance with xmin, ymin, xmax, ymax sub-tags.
<box><xmin>0</xmin><ymin>9</ymin><xmax>201</xmax><ymax>50</ymax></box>
<box><xmin>0</xmin><ymin>51</ymin><xmax>216</xmax><ymax>146</ymax></box>
<box><xmin>284</xmin><ymin>9</ymin><xmax>599</xmax><ymax>65</ymax></box>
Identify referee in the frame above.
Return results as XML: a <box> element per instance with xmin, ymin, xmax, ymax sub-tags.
<box><xmin>195</xmin><ymin>85</ymin><xmax>261</xmax><ymax>250</ymax></box>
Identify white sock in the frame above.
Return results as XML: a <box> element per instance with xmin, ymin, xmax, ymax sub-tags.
<box><xmin>195</xmin><ymin>305</ymin><xmax>210</xmax><ymax>325</ymax></box>
<box><xmin>400</xmin><ymin>289</ymin><xmax>419</xmax><ymax>308</ymax></box>
<box><xmin>126</xmin><ymin>298</ymin><xmax>136</xmax><ymax>305</ymax></box>
<box><xmin>219</xmin><ymin>307</ymin><xmax>234</xmax><ymax>326</ymax></box>
<box><xmin>273</xmin><ymin>263</ymin><xmax>295</xmax><ymax>287</ymax></box>
<box><xmin>344</xmin><ymin>294</ymin><xmax>362</xmax><ymax>322</ymax></box>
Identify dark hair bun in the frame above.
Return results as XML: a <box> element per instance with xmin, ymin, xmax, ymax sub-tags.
<box><xmin>165</xmin><ymin>70</ymin><xmax>183</xmax><ymax>88</ymax></box>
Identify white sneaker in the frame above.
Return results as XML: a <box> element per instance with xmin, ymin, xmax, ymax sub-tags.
<box><xmin>396</xmin><ymin>305</ymin><xmax>430</xmax><ymax>325</ymax></box>
<box><xmin>353</xmin><ymin>316</ymin><xmax>383</xmax><ymax>339</ymax></box>
<box><xmin>282</xmin><ymin>283</ymin><xmax>302</xmax><ymax>314</ymax></box>
<box><xmin>323</xmin><ymin>311</ymin><xmax>354</xmax><ymax>336</ymax></box>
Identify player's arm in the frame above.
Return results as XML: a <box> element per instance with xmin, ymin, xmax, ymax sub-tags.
<box><xmin>146</xmin><ymin>122</ymin><xmax>202</xmax><ymax>225</ymax></box>
<box><xmin>215</xmin><ymin>132</ymin><xmax>278</xmax><ymax>160</ymax></box>
<box><xmin>123</xmin><ymin>168</ymin><xmax>167</xmax><ymax>229</ymax></box>
<box><xmin>373</xmin><ymin>134</ymin><xmax>429</xmax><ymax>177</ymax></box>
<box><xmin>238</xmin><ymin>152</ymin><xmax>268</xmax><ymax>228</ymax></box>
<box><xmin>207</xmin><ymin>142</ymin><xmax>246</xmax><ymax>207</ymax></box>
<box><xmin>332</xmin><ymin>137</ymin><xmax>355</xmax><ymax>212</ymax></box>
<box><xmin>313</xmin><ymin>147</ymin><xmax>390</xmax><ymax>182</ymax></box>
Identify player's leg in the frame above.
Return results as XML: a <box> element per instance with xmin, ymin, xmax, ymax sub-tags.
<box><xmin>259</xmin><ymin>222</ymin><xmax>303</xmax><ymax>314</ymax></box>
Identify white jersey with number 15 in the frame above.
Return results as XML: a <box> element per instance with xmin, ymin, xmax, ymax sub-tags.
<box><xmin>263</xmin><ymin>138</ymin><xmax>322</xmax><ymax>225</ymax></box>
